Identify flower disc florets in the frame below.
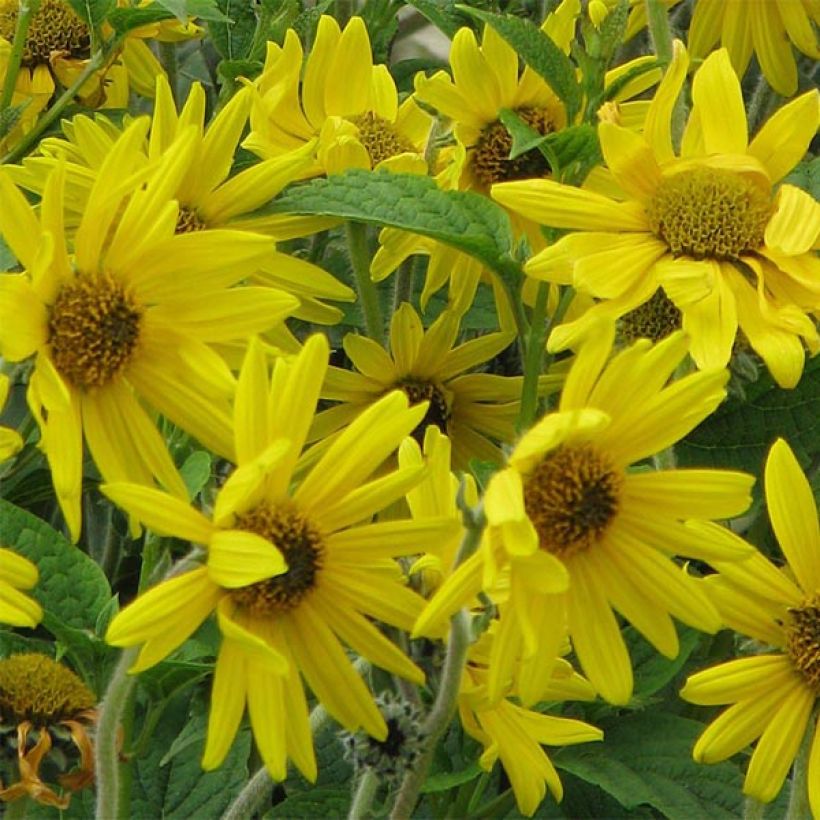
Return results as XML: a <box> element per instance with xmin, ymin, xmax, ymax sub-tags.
<box><xmin>784</xmin><ymin>600</ymin><xmax>820</xmax><ymax>693</ymax></box>
<box><xmin>394</xmin><ymin>378</ymin><xmax>451</xmax><ymax>443</ymax></box>
<box><xmin>0</xmin><ymin>0</ymin><xmax>90</xmax><ymax>66</ymax></box>
<box><xmin>48</xmin><ymin>274</ymin><xmax>142</xmax><ymax>389</ymax></box>
<box><xmin>0</xmin><ymin>654</ymin><xmax>95</xmax><ymax>726</ymax></box>
<box><xmin>231</xmin><ymin>504</ymin><xmax>325</xmax><ymax>615</ymax></box>
<box><xmin>523</xmin><ymin>443</ymin><xmax>623</xmax><ymax>558</ymax></box>
<box><xmin>647</xmin><ymin>167</ymin><xmax>772</xmax><ymax>260</ymax></box>
<box><xmin>350</xmin><ymin>112</ymin><xmax>416</xmax><ymax>167</ymax></box>
<box><xmin>619</xmin><ymin>288</ymin><xmax>682</xmax><ymax>344</ymax></box>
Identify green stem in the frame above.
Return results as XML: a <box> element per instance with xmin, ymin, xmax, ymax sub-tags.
<box><xmin>643</xmin><ymin>0</ymin><xmax>673</xmax><ymax>64</ymax></box>
<box><xmin>94</xmin><ymin>648</ymin><xmax>139</xmax><ymax>820</ymax></box>
<box><xmin>392</xmin><ymin>257</ymin><xmax>417</xmax><ymax>314</ymax></box>
<box><xmin>785</xmin><ymin>714</ymin><xmax>815</xmax><ymax>820</ymax></box>
<box><xmin>518</xmin><ymin>282</ymin><xmax>549</xmax><ymax>431</ymax></box>
<box><xmin>346</xmin><ymin>221</ymin><xmax>385</xmax><ymax>344</ymax></box>
<box><xmin>348</xmin><ymin>768</ymin><xmax>380</xmax><ymax>819</ymax></box>
<box><xmin>1</xmin><ymin>40</ymin><xmax>114</xmax><ymax>164</ymax></box>
<box><xmin>388</xmin><ymin>508</ymin><xmax>485</xmax><ymax>819</ymax></box>
<box><xmin>0</xmin><ymin>0</ymin><xmax>39</xmax><ymax>115</ymax></box>
<box><xmin>159</xmin><ymin>42</ymin><xmax>178</xmax><ymax>108</ymax></box>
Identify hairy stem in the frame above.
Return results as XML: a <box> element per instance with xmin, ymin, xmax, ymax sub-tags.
<box><xmin>0</xmin><ymin>0</ymin><xmax>40</xmax><ymax>115</ymax></box>
<box><xmin>348</xmin><ymin>768</ymin><xmax>380</xmax><ymax>819</ymax></box>
<box><xmin>346</xmin><ymin>221</ymin><xmax>385</xmax><ymax>344</ymax></box>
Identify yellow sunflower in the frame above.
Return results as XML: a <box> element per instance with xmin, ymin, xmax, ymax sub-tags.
<box><xmin>244</xmin><ymin>15</ymin><xmax>432</xmax><ymax>177</ymax></box>
<box><xmin>689</xmin><ymin>0</ymin><xmax>820</xmax><ymax>97</ymax></box>
<box><xmin>9</xmin><ymin>76</ymin><xmax>355</xmax><ymax>325</ymax></box>
<box><xmin>103</xmin><ymin>334</ymin><xmax>459</xmax><ymax>781</ymax></box>
<box><xmin>0</xmin><ymin>548</ymin><xmax>42</xmax><ymax>627</ymax></box>
<box><xmin>414</xmin><ymin>320</ymin><xmax>755</xmax><ymax>706</ymax></box>
<box><xmin>493</xmin><ymin>44</ymin><xmax>820</xmax><ymax>388</ymax></box>
<box><xmin>313</xmin><ymin>303</ymin><xmax>560</xmax><ymax>468</ymax></box>
<box><xmin>459</xmin><ymin>629</ymin><xmax>602</xmax><ymax>817</ymax></box>
<box><xmin>0</xmin><ymin>122</ymin><xmax>299</xmax><ymax>540</ymax></box>
<box><xmin>681</xmin><ymin>438</ymin><xmax>820</xmax><ymax>813</ymax></box>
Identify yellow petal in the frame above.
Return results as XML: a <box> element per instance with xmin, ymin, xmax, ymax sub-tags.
<box><xmin>208</xmin><ymin>530</ymin><xmax>287</xmax><ymax>588</ymax></box>
<box><xmin>765</xmin><ymin>185</ymin><xmax>820</xmax><ymax>256</ymax></box>
<box><xmin>690</xmin><ymin>49</ymin><xmax>747</xmax><ymax>155</ymax></box>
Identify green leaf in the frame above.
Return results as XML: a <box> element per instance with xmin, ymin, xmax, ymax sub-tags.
<box><xmin>266</xmin><ymin>788</ymin><xmax>350</xmax><ymax>818</ymax></box>
<box><xmin>0</xmin><ymin>627</ymin><xmax>54</xmax><ymax>657</ymax></box>
<box><xmin>284</xmin><ymin>713</ymin><xmax>353</xmax><ymax>793</ymax></box>
<box><xmin>596</xmin><ymin>0</ymin><xmax>630</xmax><ymax>58</ymax></box>
<box><xmin>180</xmin><ymin>450</ymin><xmax>212</xmax><ymax>499</ymax></box>
<box><xmin>155</xmin><ymin>0</ymin><xmax>187</xmax><ymax>22</ymax></box>
<box><xmin>677</xmin><ymin>354</ymin><xmax>820</xmax><ymax>483</ymax></box>
<box><xmin>555</xmin><ymin>713</ymin><xmax>744</xmax><ymax>819</ymax></box>
<box><xmin>422</xmin><ymin>761</ymin><xmax>483</xmax><ymax>793</ymax></box>
<box><xmin>108</xmin><ymin>6</ymin><xmax>176</xmax><ymax>32</ymax></box>
<box><xmin>405</xmin><ymin>0</ymin><xmax>466</xmax><ymax>39</ymax></box>
<box><xmin>0</xmin><ymin>233</ymin><xmax>17</xmax><ymax>269</ymax></box>
<box><xmin>0</xmin><ymin>499</ymin><xmax>110</xmax><ymax>630</ymax></box>
<box><xmin>208</xmin><ymin>0</ymin><xmax>258</xmax><ymax>60</ymax></box>
<box><xmin>291</xmin><ymin>0</ymin><xmax>335</xmax><ymax>43</ymax></box>
<box><xmin>131</xmin><ymin>698</ymin><xmax>251</xmax><ymax>818</ymax></box>
<box><xmin>185</xmin><ymin>0</ymin><xmax>232</xmax><ymax>20</ymax></box>
<box><xmin>628</xmin><ymin>625</ymin><xmax>702</xmax><ymax>700</ymax></box>
<box><xmin>266</xmin><ymin>170</ymin><xmax>517</xmax><ymax>278</ymax></box>
<box><xmin>65</xmin><ymin>0</ymin><xmax>115</xmax><ymax>27</ymax></box>
<box><xmin>783</xmin><ymin>156</ymin><xmax>820</xmax><ymax>200</ymax></box>
<box><xmin>456</xmin><ymin>6</ymin><xmax>582</xmax><ymax>122</ymax></box>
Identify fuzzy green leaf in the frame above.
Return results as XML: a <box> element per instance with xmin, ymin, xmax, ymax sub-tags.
<box><xmin>555</xmin><ymin>713</ymin><xmax>744</xmax><ymax>819</ymax></box>
<box><xmin>65</xmin><ymin>0</ymin><xmax>115</xmax><ymax>27</ymax></box>
<box><xmin>405</xmin><ymin>0</ymin><xmax>466</xmax><ymax>39</ymax></box>
<box><xmin>0</xmin><ymin>499</ymin><xmax>110</xmax><ymax>630</ymax></box>
<box><xmin>456</xmin><ymin>7</ymin><xmax>582</xmax><ymax>121</ymax></box>
<box><xmin>266</xmin><ymin>789</ymin><xmax>351</xmax><ymax>818</ymax></box>
<box><xmin>209</xmin><ymin>0</ymin><xmax>257</xmax><ymax>60</ymax></box>
<box><xmin>267</xmin><ymin>170</ymin><xmax>518</xmax><ymax>278</ymax></box>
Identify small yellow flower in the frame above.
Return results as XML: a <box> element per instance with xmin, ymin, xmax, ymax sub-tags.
<box><xmin>494</xmin><ymin>44</ymin><xmax>820</xmax><ymax>388</ymax></box>
<box><xmin>681</xmin><ymin>438</ymin><xmax>820</xmax><ymax>814</ymax></box>
<box><xmin>415</xmin><ymin>320</ymin><xmax>755</xmax><ymax>706</ymax></box>
<box><xmin>0</xmin><ymin>654</ymin><xmax>96</xmax><ymax>809</ymax></box>
<box><xmin>103</xmin><ymin>335</ymin><xmax>459</xmax><ymax>782</ymax></box>
<box><xmin>245</xmin><ymin>15</ymin><xmax>432</xmax><ymax>177</ymax></box>
<box><xmin>0</xmin><ymin>548</ymin><xmax>42</xmax><ymax>627</ymax></box>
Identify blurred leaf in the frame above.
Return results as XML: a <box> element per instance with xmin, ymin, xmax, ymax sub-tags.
<box><xmin>783</xmin><ymin>157</ymin><xmax>820</xmax><ymax>199</ymax></box>
<box><xmin>180</xmin><ymin>450</ymin><xmax>212</xmax><ymax>499</ymax></box>
<box><xmin>405</xmin><ymin>0</ymin><xmax>465</xmax><ymax>39</ymax></box>
<box><xmin>65</xmin><ymin>0</ymin><xmax>115</xmax><ymax>27</ymax></box>
<box><xmin>555</xmin><ymin>713</ymin><xmax>744</xmax><ymax>819</ymax></box>
<box><xmin>108</xmin><ymin>6</ymin><xmax>175</xmax><ymax>32</ymax></box>
<box><xmin>628</xmin><ymin>625</ymin><xmax>702</xmax><ymax>701</ymax></box>
<box><xmin>266</xmin><ymin>788</ymin><xmax>350</xmax><ymax>818</ymax></box>
<box><xmin>422</xmin><ymin>761</ymin><xmax>482</xmax><ymax>793</ymax></box>
<box><xmin>456</xmin><ymin>7</ymin><xmax>582</xmax><ymax>121</ymax></box>
<box><xmin>266</xmin><ymin>170</ymin><xmax>518</xmax><ymax>278</ymax></box>
<box><xmin>209</xmin><ymin>0</ymin><xmax>257</xmax><ymax>60</ymax></box>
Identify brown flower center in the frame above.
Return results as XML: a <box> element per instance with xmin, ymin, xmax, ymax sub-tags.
<box><xmin>0</xmin><ymin>0</ymin><xmax>90</xmax><ymax>66</ymax></box>
<box><xmin>0</xmin><ymin>654</ymin><xmax>95</xmax><ymax>726</ymax></box>
<box><xmin>48</xmin><ymin>274</ymin><xmax>142</xmax><ymax>390</ymax></box>
<box><xmin>472</xmin><ymin>106</ymin><xmax>554</xmax><ymax>188</ymax></box>
<box><xmin>785</xmin><ymin>601</ymin><xmax>820</xmax><ymax>693</ymax></box>
<box><xmin>231</xmin><ymin>504</ymin><xmax>324</xmax><ymax>615</ymax></box>
<box><xmin>647</xmin><ymin>167</ymin><xmax>772</xmax><ymax>260</ymax></box>
<box><xmin>618</xmin><ymin>288</ymin><xmax>682</xmax><ymax>345</ymax></box>
<box><xmin>523</xmin><ymin>444</ymin><xmax>623</xmax><ymax>558</ymax></box>
<box><xmin>175</xmin><ymin>206</ymin><xmax>208</xmax><ymax>234</ymax></box>
<box><xmin>394</xmin><ymin>378</ymin><xmax>451</xmax><ymax>444</ymax></box>
<box><xmin>349</xmin><ymin>112</ymin><xmax>416</xmax><ymax>168</ymax></box>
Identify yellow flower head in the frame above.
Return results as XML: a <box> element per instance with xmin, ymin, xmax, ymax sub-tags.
<box><xmin>415</xmin><ymin>320</ymin><xmax>755</xmax><ymax>706</ymax></box>
<box><xmin>0</xmin><ymin>548</ymin><xmax>42</xmax><ymax>627</ymax></box>
<box><xmin>681</xmin><ymin>438</ymin><xmax>820</xmax><ymax>814</ymax></box>
<box><xmin>103</xmin><ymin>334</ymin><xmax>459</xmax><ymax>782</ymax></box>
<box><xmin>0</xmin><ymin>653</ymin><xmax>96</xmax><ymax>809</ymax></box>
<box><xmin>494</xmin><ymin>44</ymin><xmax>820</xmax><ymax>388</ymax></box>
<box><xmin>244</xmin><ymin>15</ymin><xmax>432</xmax><ymax>177</ymax></box>
<box><xmin>315</xmin><ymin>304</ymin><xmax>558</xmax><ymax>468</ymax></box>
<box><xmin>0</xmin><ymin>122</ymin><xmax>300</xmax><ymax>540</ymax></box>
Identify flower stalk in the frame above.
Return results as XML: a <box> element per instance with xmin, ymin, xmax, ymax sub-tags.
<box><xmin>346</xmin><ymin>221</ymin><xmax>385</xmax><ymax>345</ymax></box>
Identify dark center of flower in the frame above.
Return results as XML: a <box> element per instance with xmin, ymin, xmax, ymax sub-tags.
<box><xmin>784</xmin><ymin>601</ymin><xmax>820</xmax><ymax>693</ymax></box>
<box><xmin>472</xmin><ymin>107</ymin><xmax>553</xmax><ymax>188</ymax></box>
<box><xmin>231</xmin><ymin>504</ymin><xmax>324</xmax><ymax>615</ymax></box>
<box><xmin>0</xmin><ymin>654</ymin><xmax>95</xmax><ymax>726</ymax></box>
<box><xmin>394</xmin><ymin>378</ymin><xmax>451</xmax><ymax>444</ymax></box>
<box><xmin>647</xmin><ymin>167</ymin><xmax>772</xmax><ymax>260</ymax></box>
<box><xmin>618</xmin><ymin>288</ymin><xmax>682</xmax><ymax>344</ymax></box>
<box><xmin>349</xmin><ymin>112</ymin><xmax>416</xmax><ymax>168</ymax></box>
<box><xmin>523</xmin><ymin>443</ymin><xmax>623</xmax><ymax>558</ymax></box>
<box><xmin>48</xmin><ymin>273</ymin><xmax>142</xmax><ymax>389</ymax></box>
<box><xmin>0</xmin><ymin>0</ymin><xmax>90</xmax><ymax>66</ymax></box>
<box><xmin>175</xmin><ymin>206</ymin><xmax>208</xmax><ymax>234</ymax></box>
